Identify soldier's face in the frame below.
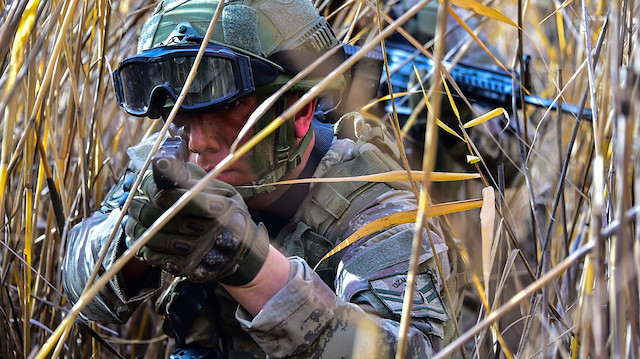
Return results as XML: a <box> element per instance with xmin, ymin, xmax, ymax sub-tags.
<box><xmin>178</xmin><ymin>95</ymin><xmax>274</xmax><ymax>186</ymax></box>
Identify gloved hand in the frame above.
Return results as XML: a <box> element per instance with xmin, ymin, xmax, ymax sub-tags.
<box><xmin>124</xmin><ymin>163</ymin><xmax>269</xmax><ymax>285</ymax></box>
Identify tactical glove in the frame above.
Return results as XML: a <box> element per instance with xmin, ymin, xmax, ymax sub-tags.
<box><xmin>125</xmin><ymin>163</ymin><xmax>269</xmax><ymax>286</ymax></box>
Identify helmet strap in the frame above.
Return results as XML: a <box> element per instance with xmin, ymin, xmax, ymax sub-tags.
<box><xmin>235</xmin><ymin>96</ymin><xmax>314</xmax><ymax>199</ymax></box>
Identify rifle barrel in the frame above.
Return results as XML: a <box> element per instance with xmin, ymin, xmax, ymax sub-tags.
<box><xmin>524</xmin><ymin>95</ymin><xmax>593</xmax><ymax>121</ymax></box>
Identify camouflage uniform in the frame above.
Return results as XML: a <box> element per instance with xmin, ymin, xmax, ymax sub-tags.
<box><xmin>63</xmin><ymin>113</ymin><xmax>457</xmax><ymax>358</ymax></box>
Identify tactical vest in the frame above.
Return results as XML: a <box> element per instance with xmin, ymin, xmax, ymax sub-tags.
<box><xmin>273</xmin><ymin>113</ymin><xmax>466</xmax><ymax>348</ymax></box>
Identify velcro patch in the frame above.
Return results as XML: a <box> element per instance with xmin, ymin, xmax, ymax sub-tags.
<box><xmin>369</xmin><ymin>271</ymin><xmax>449</xmax><ymax>322</ymax></box>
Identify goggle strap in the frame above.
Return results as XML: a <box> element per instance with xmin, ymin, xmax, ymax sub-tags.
<box><xmin>268</xmin><ymin>47</ymin><xmax>347</xmax><ymax>78</ymax></box>
<box><xmin>286</xmin><ymin>124</ymin><xmax>313</xmax><ymax>169</ymax></box>
<box><xmin>250</xmin><ymin>58</ymin><xmax>281</xmax><ymax>88</ymax></box>
<box><xmin>238</xmin><ymin>55</ymin><xmax>254</xmax><ymax>92</ymax></box>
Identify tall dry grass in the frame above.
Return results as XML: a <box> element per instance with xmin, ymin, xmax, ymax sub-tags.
<box><xmin>0</xmin><ymin>0</ymin><xmax>637</xmax><ymax>358</ymax></box>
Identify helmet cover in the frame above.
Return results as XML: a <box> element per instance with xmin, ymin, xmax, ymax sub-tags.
<box><xmin>138</xmin><ymin>0</ymin><xmax>347</xmax><ymax>94</ymax></box>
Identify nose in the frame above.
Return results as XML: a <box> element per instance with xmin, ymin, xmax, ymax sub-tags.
<box><xmin>187</xmin><ymin>116</ymin><xmax>222</xmax><ymax>155</ymax></box>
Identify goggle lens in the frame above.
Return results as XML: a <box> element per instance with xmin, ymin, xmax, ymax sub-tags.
<box><xmin>181</xmin><ymin>57</ymin><xmax>237</xmax><ymax>106</ymax></box>
<box><xmin>114</xmin><ymin>45</ymin><xmax>279</xmax><ymax>118</ymax></box>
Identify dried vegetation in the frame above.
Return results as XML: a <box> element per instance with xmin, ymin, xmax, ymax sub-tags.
<box><xmin>0</xmin><ymin>0</ymin><xmax>638</xmax><ymax>358</ymax></box>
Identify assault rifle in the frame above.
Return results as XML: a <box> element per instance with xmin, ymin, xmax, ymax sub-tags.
<box><xmin>340</xmin><ymin>42</ymin><xmax>593</xmax><ymax>122</ymax></box>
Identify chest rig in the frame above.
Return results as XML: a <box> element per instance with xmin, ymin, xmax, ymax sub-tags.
<box><xmin>274</xmin><ymin>113</ymin><xmax>466</xmax><ymax>348</ymax></box>
<box><xmin>273</xmin><ymin>113</ymin><xmax>412</xmax><ymax>287</ymax></box>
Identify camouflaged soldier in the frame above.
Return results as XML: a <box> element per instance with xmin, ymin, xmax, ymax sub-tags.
<box><xmin>62</xmin><ymin>0</ymin><xmax>463</xmax><ymax>357</ymax></box>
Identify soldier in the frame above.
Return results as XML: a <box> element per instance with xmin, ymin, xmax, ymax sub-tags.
<box><xmin>62</xmin><ymin>0</ymin><xmax>462</xmax><ymax>357</ymax></box>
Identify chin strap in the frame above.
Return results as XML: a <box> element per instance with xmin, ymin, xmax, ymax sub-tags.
<box><xmin>235</xmin><ymin>124</ymin><xmax>313</xmax><ymax>199</ymax></box>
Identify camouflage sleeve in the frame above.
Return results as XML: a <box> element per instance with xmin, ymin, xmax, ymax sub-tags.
<box><xmin>62</xmin><ymin>135</ymin><xmax>167</xmax><ymax>323</ymax></box>
<box><xmin>236</xmin><ymin>256</ymin><xmax>443</xmax><ymax>358</ymax></box>
<box><xmin>62</xmin><ymin>150</ymin><xmax>164</xmax><ymax>323</ymax></box>
<box><xmin>62</xmin><ymin>208</ymin><xmax>164</xmax><ymax>324</ymax></box>
<box><xmin>62</xmin><ymin>209</ymin><xmax>148</xmax><ymax>324</ymax></box>
<box><xmin>236</xmin><ymin>189</ymin><xmax>453</xmax><ymax>358</ymax></box>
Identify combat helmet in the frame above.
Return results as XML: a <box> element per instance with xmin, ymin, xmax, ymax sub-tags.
<box><xmin>128</xmin><ymin>0</ymin><xmax>347</xmax><ymax>116</ymax></box>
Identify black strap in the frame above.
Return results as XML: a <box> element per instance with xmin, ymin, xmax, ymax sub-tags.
<box><xmin>168</xmin><ymin>282</ymin><xmax>218</xmax><ymax>347</ymax></box>
<box><xmin>253</xmin><ymin>119</ymin><xmax>333</xmax><ymax>236</ymax></box>
<box><xmin>268</xmin><ymin>48</ymin><xmax>347</xmax><ymax>78</ymax></box>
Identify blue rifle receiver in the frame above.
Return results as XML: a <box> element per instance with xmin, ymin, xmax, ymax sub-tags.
<box><xmin>344</xmin><ymin>42</ymin><xmax>593</xmax><ymax>122</ymax></box>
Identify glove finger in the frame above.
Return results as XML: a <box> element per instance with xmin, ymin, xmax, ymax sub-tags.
<box><xmin>155</xmin><ymin>215</ymin><xmax>214</xmax><ymax>236</ymax></box>
<box><xmin>146</xmin><ymin>231</ymin><xmax>200</xmax><ymax>255</ymax></box>
<box><xmin>128</xmin><ymin>197</ymin><xmax>165</xmax><ymax>226</ymax></box>
<box><xmin>180</xmin><ymin>163</ymin><xmax>239</xmax><ymax>194</ymax></box>
<box><xmin>146</xmin><ymin>162</ymin><xmax>242</xmax><ymax>218</ymax></box>
<box><xmin>124</xmin><ymin>215</ymin><xmax>149</xmax><ymax>246</ymax></box>
<box><xmin>125</xmin><ymin>216</ymin><xmax>201</xmax><ymax>255</ymax></box>
<box><xmin>138</xmin><ymin>247</ymin><xmax>187</xmax><ymax>276</ymax></box>
<box><xmin>131</xmin><ymin>185</ymin><xmax>213</xmax><ymax>229</ymax></box>
<box><xmin>152</xmin><ymin>187</ymin><xmax>238</xmax><ymax>218</ymax></box>
<box><xmin>146</xmin><ymin>163</ymin><xmax>237</xmax><ymax>201</ymax></box>
<box><xmin>128</xmin><ymin>196</ymin><xmax>213</xmax><ymax>236</ymax></box>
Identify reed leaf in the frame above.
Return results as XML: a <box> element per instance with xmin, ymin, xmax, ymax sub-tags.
<box><xmin>466</xmin><ymin>155</ymin><xmax>480</xmax><ymax>164</ymax></box>
<box><xmin>441</xmin><ymin>68</ymin><xmax>462</xmax><ymax>122</ymax></box>
<box><xmin>361</xmin><ymin>92</ymin><xmax>415</xmax><ymax>112</ymax></box>
<box><xmin>316</xmin><ymin>198</ymin><xmax>483</xmax><ymax>267</ymax></box>
<box><xmin>447</xmin><ymin>0</ymin><xmax>518</xmax><ymax>28</ymax></box>
<box><xmin>445</xmin><ymin>6</ymin><xmax>511</xmax><ymax>75</ymax></box>
<box><xmin>401</xmin><ymin>62</ymin><xmax>466</xmax><ymax>141</ymax></box>
<box><xmin>259</xmin><ymin>170</ymin><xmax>480</xmax><ymax>187</ymax></box>
<box><xmin>464</xmin><ymin>108</ymin><xmax>509</xmax><ymax>128</ymax></box>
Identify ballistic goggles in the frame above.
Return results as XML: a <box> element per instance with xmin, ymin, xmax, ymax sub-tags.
<box><xmin>113</xmin><ymin>44</ymin><xmax>281</xmax><ymax>118</ymax></box>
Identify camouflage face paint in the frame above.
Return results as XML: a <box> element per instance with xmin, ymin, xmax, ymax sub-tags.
<box><xmin>248</xmin><ymin>131</ymin><xmax>274</xmax><ymax>178</ymax></box>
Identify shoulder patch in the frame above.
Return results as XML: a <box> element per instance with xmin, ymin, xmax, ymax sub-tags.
<box><xmin>369</xmin><ymin>271</ymin><xmax>449</xmax><ymax>322</ymax></box>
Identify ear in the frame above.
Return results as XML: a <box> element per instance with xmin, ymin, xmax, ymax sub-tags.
<box><xmin>293</xmin><ymin>96</ymin><xmax>318</xmax><ymax>139</ymax></box>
